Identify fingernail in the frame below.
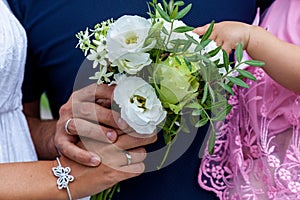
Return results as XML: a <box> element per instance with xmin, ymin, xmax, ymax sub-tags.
<box><xmin>91</xmin><ymin>155</ymin><xmax>101</xmax><ymax>166</ymax></box>
<box><xmin>118</xmin><ymin>118</ymin><xmax>128</xmax><ymax>129</ymax></box>
<box><xmin>107</xmin><ymin>131</ymin><xmax>116</xmax><ymax>142</ymax></box>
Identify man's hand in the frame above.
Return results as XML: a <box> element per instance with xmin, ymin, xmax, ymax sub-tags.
<box><xmin>55</xmin><ymin>83</ymin><xmax>139</xmax><ymax>166</ymax></box>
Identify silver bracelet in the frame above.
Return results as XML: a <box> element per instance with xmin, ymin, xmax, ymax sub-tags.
<box><xmin>52</xmin><ymin>157</ymin><xmax>74</xmax><ymax>200</ymax></box>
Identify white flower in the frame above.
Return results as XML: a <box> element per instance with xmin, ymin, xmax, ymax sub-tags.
<box><xmin>75</xmin><ymin>27</ymin><xmax>92</xmax><ymax>56</ymax></box>
<box><xmin>89</xmin><ymin>65</ymin><xmax>113</xmax><ymax>84</ymax></box>
<box><xmin>112</xmin><ymin>52</ymin><xmax>152</xmax><ymax>74</ymax></box>
<box><xmin>87</xmin><ymin>45</ymin><xmax>108</xmax><ymax>68</ymax></box>
<box><xmin>114</xmin><ymin>75</ymin><xmax>166</xmax><ymax>134</ymax></box>
<box><xmin>106</xmin><ymin>15</ymin><xmax>155</xmax><ymax>74</ymax></box>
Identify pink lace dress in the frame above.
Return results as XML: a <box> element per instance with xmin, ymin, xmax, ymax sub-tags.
<box><xmin>198</xmin><ymin>0</ymin><xmax>300</xmax><ymax>199</ymax></box>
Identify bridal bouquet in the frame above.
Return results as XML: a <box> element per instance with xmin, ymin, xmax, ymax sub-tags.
<box><xmin>76</xmin><ymin>0</ymin><xmax>263</xmax><ymax>199</ymax></box>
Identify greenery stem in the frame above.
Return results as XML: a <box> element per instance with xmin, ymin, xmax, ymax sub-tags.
<box><xmin>157</xmin><ymin>130</ymin><xmax>180</xmax><ymax>170</ymax></box>
<box><xmin>221</xmin><ymin>62</ymin><xmax>242</xmax><ymax>79</ymax></box>
<box><xmin>108</xmin><ymin>183</ymin><xmax>120</xmax><ymax>200</ymax></box>
<box><xmin>165</xmin><ymin>20</ymin><xmax>174</xmax><ymax>46</ymax></box>
<box><xmin>157</xmin><ymin>113</ymin><xmax>182</xmax><ymax>169</ymax></box>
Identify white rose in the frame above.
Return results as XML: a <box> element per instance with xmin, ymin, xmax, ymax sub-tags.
<box><xmin>112</xmin><ymin>52</ymin><xmax>152</xmax><ymax>75</ymax></box>
<box><xmin>106</xmin><ymin>15</ymin><xmax>155</xmax><ymax>74</ymax></box>
<box><xmin>114</xmin><ymin>75</ymin><xmax>166</xmax><ymax>134</ymax></box>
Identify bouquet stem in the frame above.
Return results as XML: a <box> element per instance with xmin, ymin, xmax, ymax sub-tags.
<box><xmin>91</xmin><ymin>183</ymin><xmax>120</xmax><ymax>200</ymax></box>
<box><xmin>157</xmin><ymin>139</ymin><xmax>174</xmax><ymax>170</ymax></box>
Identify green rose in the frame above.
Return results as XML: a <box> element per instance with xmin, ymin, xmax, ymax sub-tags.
<box><xmin>153</xmin><ymin>56</ymin><xmax>199</xmax><ymax>114</ymax></box>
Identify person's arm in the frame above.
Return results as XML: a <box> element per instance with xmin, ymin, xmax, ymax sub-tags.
<box><xmin>0</xmin><ymin>133</ymin><xmax>156</xmax><ymax>200</ymax></box>
<box><xmin>23</xmin><ymin>100</ymin><xmax>59</xmax><ymax>160</ymax></box>
<box><xmin>246</xmin><ymin>25</ymin><xmax>300</xmax><ymax>92</ymax></box>
<box><xmin>193</xmin><ymin>21</ymin><xmax>300</xmax><ymax>92</ymax></box>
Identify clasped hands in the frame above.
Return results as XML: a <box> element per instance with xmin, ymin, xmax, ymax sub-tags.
<box><xmin>53</xmin><ymin>83</ymin><xmax>157</xmax><ymax>196</ymax></box>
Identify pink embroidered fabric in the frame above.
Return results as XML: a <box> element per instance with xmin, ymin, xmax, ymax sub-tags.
<box><xmin>198</xmin><ymin>0</ymin><xmax>300</xmax><ymax>199</ymax></box>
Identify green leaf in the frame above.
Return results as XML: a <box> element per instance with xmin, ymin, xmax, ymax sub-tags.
<box><xmin>163</xmin><ymin>132</ymin><xmax>172</xmax><ymax>144</ymax></box>
<box><xmin>181</xmin><ymin>122</ymin><xmax>190</xmax><ymax>133</ymax></box>
<box><xmin>192</xmin><ymin>109</ymin><xmax>202</xmax><ymax>116</ymax></box>
<box><xmin>209</xmin><ymin>99</ymin><xmax>228</xmax><ymax>110</ymax></box>
<box><xmin>208</xmin><ymin>130</ymin><xmax>216</xmax><ymax>154</ymax></box>
<box><xmin>201</xmin><ymin>82</ymin><xmax>208</xmax><ymax>104</ymax></box>
<box><xmin>186</xmin><ymin>53</ymin><xmax>208</xmax><ymax>63</ymax></box>
<box><xmin>186</xmin><ymin>102</ymin><xmax>201</xmax><ymax>109</ymax></box>
<box><xmin>185</xmin><ymin>33</ymin><xmax>199</xmax><ymax>44</ymax></box>
<box><xmin>222</xmin><ymin>49</ymin><xmax>229</xmax><ymax>72</ymax></box>
<box><xmin>237</xmin><ymin>69</ymin><xmax>257</xmax><ymax>81</ymax></box>
<box><xmin>183</xmin><ymin>57</ymin><xmax>193</xmax><ymax>71</ymax></box>
<box><xmin>214</xmin><ymin>59</ymin><xmax>221</xmax><ymax>66</ymax></box>
<box><xmin>235</xmin><ymin>42</ymin><xmax>243</xmax><ymax>63</ymax></box>
<box><xmin>208</xmin><ymin>85</ymin><xmax>216</xmax><ymax>103</ymax></box>
<box><xmin>207</xmin><ymin>46</ymin><xmax>222</xmax><ymax>58</ymax></box>
<box><xmin>170</xmin><ymin>5</ymin><xmax>178</xmax><ymax>19</ymax></box>
<box><xmin>212</xmin><ymin>106</ymin><xmax>228</xmax><ymax>121</ymax></box>
<box><xmin>170</xmin><ymin>38</ymin><xmax>187</xmax><ymax>45</ymax></box>
<box><xmin>227</xmin><ymin>76</ymin><xmax>249</xmax><ymax>88</ymax></box>
<box><xmin>162</xmin><ymin>26</ymin><xmax>169</xmax><ymax>35</ymax></box>
<box><xmin>174</xmin><ymin>1</ymin><xmax>185</xmax><ymax>6</ymax></box>
<box><xmin>175</xmin><ymin>56</ymin><xmax>182</xmax><ymax>65</ymax></box>
<box><xmin>168</xmin><ymin>0</ymin><xmax>174</xmax><ymax>15</ymax></box>
<box><xmin>218</xmin><ymin>82</ymin><xmax>234</xmax><ymax>95</ymax></box>
<box><xmin>156</xmin><ymin>5</ymin><xmax>171</xmax><ymax>22</ymax></box>
<box><xmin>173</xmin><ymin>26</ymin><xmax>195</xmax><ymax>33</ymax></box>
<box><xmin>226</xmin><ymin>105</ymin><xmax>233</xmax><ymax>115</ymax></box>
<box><xmin>195</xmin><ymin>117</ymin><xmax>209</xmax><ymax>128</ymax></box>
<box><xmin>244</xmin><ymin>60</ymin><xmax>265</xmax><ymax>67</ymax></box>
<box><xmin>195</xmin><ymin>39</ymin><xmax>211</xmax><ymax>52</ymax></box>
<box><xmin>162</xmin><ymin>0</ymin><xmax>168</xmax><ymax>12</ymax></box>
<box><xmin>185</xmin><ymin>54</ymin><xmax>200</xmax><ymax>62</ymax></box>
<box><xmin>182</xmin><ymin>41</ymin><xmax>192</xmax><ymax>52</ymax></box>
<box><xmin>201</xmin><ymin>20</ymin><xmax>214</xmax><ymax>42</ymax></box>
<box><xmin>174</xmin><ymin>3</ymin><xmax>192</xmax><ymax>20</ymax></box>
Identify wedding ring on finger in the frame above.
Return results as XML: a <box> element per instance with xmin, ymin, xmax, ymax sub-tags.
<box><xmin>124</xmin><ymin>151</ymin><xmax>132</xmax><ymax>166</ymax></box>
<box><xmin>64</xmin><ymin>118</ymin><xmax>73</xmax><ymax>135</ymax></box>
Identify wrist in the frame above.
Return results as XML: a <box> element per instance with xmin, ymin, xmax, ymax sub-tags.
<box><xmin>51</xmin><ymin>158</ymin><xmax>75</xmax><ymax>200</ymax></box>
<box><xmin>243</xmin><ymin>23</ymin><xmax>254</xmax><ymax>51</ymax></box>
<box><xmin>246</xmin><ymin>25</ymin><xmax>263</xmax><ymax>53</ymax></box>
<box><xmin>48</xmin><ymin>130</ymin><xmax>60</xmax><ymax>158</ymax></box>
<box><xmin>59</xmin><ymin>156</ymin><xmax>92</xmax><ymax>199</ymax></box>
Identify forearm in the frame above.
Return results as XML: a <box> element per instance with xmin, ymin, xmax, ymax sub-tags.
<box><xmin>0</xmin><ymin>157</ymin><xmax>110</xmax><ymax>200</ymax></box>
<box><xmin>26</xmin><ymin>116</ymin><xmax>59</xmax><ymax>159</ymax></box>
<box><xmin>247</xmin><ymin>26</ymin><xmax>300</xmax><ymax>92</ymax></box>
<box><xmin>23</xmin><ymin>100</ymin><xmax>59</xmax><ymax>159</ymax></box>
<box><xmin>0</xmin><ymin>160</ymin><xmax>67</xmax><ymax>200</ymax></box>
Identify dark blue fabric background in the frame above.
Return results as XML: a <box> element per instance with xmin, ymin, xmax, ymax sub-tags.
<box><xmin>8</xmin><ymin>0</ymin><xmax>260</xmax><ymax>199</ymax></box>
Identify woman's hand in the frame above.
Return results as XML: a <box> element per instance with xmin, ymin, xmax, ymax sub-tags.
<box><xmin>59</xmin><ymin>132</ymin><xmax>157</xmax><ymax>199</ymax></box>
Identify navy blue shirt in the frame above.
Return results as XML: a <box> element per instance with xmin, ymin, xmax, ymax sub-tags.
<box><xmin>9</xmin><ymin>0</ymin><xmax>257</xmax><ymax>199</ymax></box>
